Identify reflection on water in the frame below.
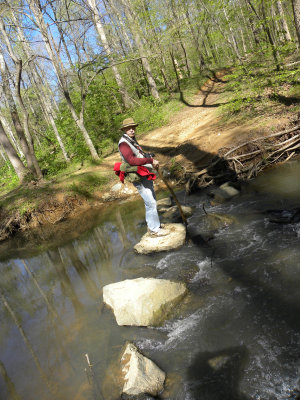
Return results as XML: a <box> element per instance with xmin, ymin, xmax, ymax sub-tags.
<box><xmin>0</xmin><ymin>160</ymin><xmax>300</xmax><ymax>400</ymax></box>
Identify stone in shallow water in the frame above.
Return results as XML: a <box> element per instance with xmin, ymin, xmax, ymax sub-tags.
<box><xmin>208</xmin><ymin>355</ymin><xmax>230</xmax><ymax>370</ymax></box>
<box><xmin>161</xmin><ymin>205</ymin><xmax>193</xmax><ymax>223</ymax></box>
<box><xmin>103</xmin><ymin>277</ymin><xmax>188</xmax><ymax>326</ymax></box>
<box><xmin>210</xmin><ymin>182</ymin><xmax>240</xmax><ymax>203</ymax></box>
<box><xmin>156</xmin><ymin>197</ymin><xmax>172</xmax><ymax>211</ymax></box>
<box><xmin>121</xmin><ymin>342</ymin><xmax>165</xmax><ymax>397</ymax></box>
<box><xmin>134</xmin><ymin>223</ymin><xmax>186</xmax><ymax>254</ymax></box>
<box><xmin>205</xmin><ymin>213</ymin><xmax>237</xmax><ymax>230</ymax></box>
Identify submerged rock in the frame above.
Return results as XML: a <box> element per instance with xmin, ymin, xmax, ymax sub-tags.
<box><xmin>210</xmin><ymin>182</ymin><xmax>240</xmax><ymax>203</ymax></box>
<box><xmin>156</xmin><ymin>197</ymin><xmax>173</xmax><ymax>211</ymax></box>
<box><xmin>134</xmin><ymin>223</ymin><xmax>186</xmax><ymax>254</ymax></box>
<box><xmin>161</xmin><ymin>205</ymin><xmax>193</xmax><ymax>223</ymax></box>
<box><xmin>103</xmin><ymin>277</ymin><xmax>187</xmax><ymax>326</ymax></box>
<box><xmin>266</xmin><ymin>207</ymin><xmax>300</xmax><ymax>224</ymax></box>
<box><xmin>205</xmin><ymin>213</ymin><xmax>237</xmax><ymax>230</ymax></box>
<box><xmin>121</xmin><ymin>343</ymin><xmax>165</xmax><ymax>397</ymax></box>
<box><xmin>208</xmin><ymin>355</ymin><xmax>230</xmax><ymax>370</ymax></box>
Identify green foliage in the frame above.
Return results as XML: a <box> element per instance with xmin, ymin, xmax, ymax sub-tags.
<box><xmin>219</xmin><ymin>60</ymin><xmax>300</xmax><ymax>119</ymax></box>
<box><xmin>0</xmin><ymin>163</ymin><xmax>19</xmax><ymax>194</ymax></box>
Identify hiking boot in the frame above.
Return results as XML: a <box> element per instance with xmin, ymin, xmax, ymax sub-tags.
<box><xmin>148</xmin><ymin>228</ymin><xmax>169</xmax><ymax>237</ymax></box>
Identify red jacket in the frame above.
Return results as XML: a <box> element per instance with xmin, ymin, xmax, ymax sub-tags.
<box><xmin>114</xmin><ymin>162</ymin><xmax>156</xmax><ymax>183</ymax></box>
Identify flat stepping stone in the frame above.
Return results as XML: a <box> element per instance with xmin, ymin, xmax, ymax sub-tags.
<box><xmin>134</xmin><ymin>223</ymin><xmax>186</xmax><ymax>254</ymax></box>
<box><xmin>103</xmin><ymin>277</ymin><xmax>187</xmax><ymax>326</ymax></box>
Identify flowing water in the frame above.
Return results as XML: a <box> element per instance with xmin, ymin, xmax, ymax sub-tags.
<box><xmin>0</xmin><ymin>160</ymin><xmax>300</xmax><ymax>400</ymax></box>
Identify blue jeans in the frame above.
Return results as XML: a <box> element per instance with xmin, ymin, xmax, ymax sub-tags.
<box><xmin>133</xmin><ymin>176</ymin><xmax>160</xmax><ymax>232</ymax></box>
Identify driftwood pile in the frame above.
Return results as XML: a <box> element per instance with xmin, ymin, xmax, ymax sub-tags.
<box><xmin>186</xmin><ymin>124</ymin><xmax>300</xmax><ymax>194</ymax></box>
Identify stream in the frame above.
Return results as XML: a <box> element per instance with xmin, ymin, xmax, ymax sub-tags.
<box><xmin>0</xmin><ymin>160</ymin><xmax>300</xmax><ymax>400</ymax></box>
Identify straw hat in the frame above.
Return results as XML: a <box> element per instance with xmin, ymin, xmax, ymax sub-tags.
<box><xmin>121</xmin><ymin>118</ymin><xmax>138</xmax><ymax>130</ymax></box>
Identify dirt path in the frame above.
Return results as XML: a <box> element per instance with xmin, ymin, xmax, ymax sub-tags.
<box><xmin>102</xmin><ymin>77</ymin><xmax>278</xmax><ymax>175</ymax></box>
<box><xmin>102</xmin><ymin>79</ymin><xmax>227</xmax><ymax>172</ymax></box>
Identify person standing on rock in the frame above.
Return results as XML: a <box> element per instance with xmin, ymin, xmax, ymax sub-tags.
<box><xmin>118</xmin><ymin>118</ymin><xmax>168</xmax><ymax>237</ymax></box>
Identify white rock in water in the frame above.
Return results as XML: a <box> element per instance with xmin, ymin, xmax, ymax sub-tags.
<box><xmin>211</xmin><ymin>182</ymin><xmax>240</xmax><ymax>203</ymax></box>
<box><xmin>103</xmin><ymin>277</ymin><xmax>187</xmax><ymax>326</ymax></box>
<box><xmin>134</xmin><ymin>223</ymin><xmax>186</xmax><ymax>254</ymax></box>
<box><xmin>121</xmin><ymin>343</ymin><xmax>165</xmax><ymax>396</ymax></box>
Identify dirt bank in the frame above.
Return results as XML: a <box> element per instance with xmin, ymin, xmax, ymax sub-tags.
<box><xmin>0</xmin><ymin>75</ymin><xmax>298</xmax><ymax>244</ymax></box>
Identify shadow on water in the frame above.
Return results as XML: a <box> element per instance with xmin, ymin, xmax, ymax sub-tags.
<box><xmin>187</xmin><ymin>346</ymin><xmax>250</xmax><ymax>400</ymax></box>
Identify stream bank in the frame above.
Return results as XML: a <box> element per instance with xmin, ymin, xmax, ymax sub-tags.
<box><xmin>0</xmin><ymin>74</ymin><xmax>298</xmax><ymax>245</ymax></box>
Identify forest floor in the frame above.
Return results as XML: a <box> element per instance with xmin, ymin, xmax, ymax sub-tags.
<box><xmin>0</xmin><ymin>72</ymin><xmax>298</xmax><ymax>243</ymax></box>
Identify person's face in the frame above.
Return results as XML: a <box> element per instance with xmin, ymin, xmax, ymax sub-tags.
<box><xmin>124</xmin><ymin>126</ymin><xmax>135</xmax><ymax>138</ymax></box>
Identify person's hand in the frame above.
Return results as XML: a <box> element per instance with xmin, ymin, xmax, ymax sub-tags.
<box><xmin>153</xmin><ymin>159</ymin><xmax>159</xmax><ymax>169</ymax></box>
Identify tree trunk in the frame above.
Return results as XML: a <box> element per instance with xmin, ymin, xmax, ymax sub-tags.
<box><xmin>0</xmin><ymin>120</ymin><xmax>27</xmax><ymax>181</ymax></box>
<box><xmin>15</xmin><ymin>62</ymin><xmax>43</xmax><ymax>178</ymax></box>
<box><xmin>170</xmin><ymin>49</ymin><xmax>182</xmax><ymax>92</ymax></box>
<box><xmin>28</xmin><ymin>0</ymin><xmax>99</xmax><ymax>160</ymax></box>
<box><xmin>86</xmin><ymin>0</ymin><xmax>133</xmax><ymax>109</ymax></box>
<box><xmin>261</xmin><ymin>0</ymin><xmax>281</xmax><ymax>70</ymax></box>
<box><xmin>246</xmin><ymin>0</ymin><xmax>280</xmax><ymax>69</ymax></box>
<box><xmin>13</xmin><ymin>3</ymin><xmax>68</xmax><ymax>162</ymax></box>
<box><xmin>0</xmin><ymin>54</ymin><xmax>38</xmax><ymax>176</ymax></box>
<box><xmin>118</xmin><ymin>0</ymin><xmax>160</xmax><ymax>100</ymax></box>
<box><xmin>292</xmin><ymin>0</ymin><xmax>300</xmax><ymax>45</ymax></box>
<box><xmin>0</xmin><ymin>18</ymin><xmax>43</xmax><ymax>177</ymax></box>
<box><xmin>0</xmin><ymin>114</ymin><xmax>24</xmax><ymax>157</ymax></box>
<box><xmin>277</xmin><ymin>0</ymin><xmax>292</xmax><ymax>41</ymax></box>
<box><xmin>223</xmin><ymin>5</ymin><xmax>243</xmax><ymax>61</ymax></box>
<box><xmin>272</xmin><ymin>3</ymin><xmax>284</xmax><ymax>43</ymax></box>
<box><xmin>184</xmin><ymin>10</ymin><xmax>206</xmax><ymax>69</ymax></box>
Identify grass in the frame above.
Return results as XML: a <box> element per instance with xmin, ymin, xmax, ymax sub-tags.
<box><xmin>0</xmin><ymin>168</ymin><xmax>110</xmax><ymax>216</ymax></box>
<box><xmin>67</xmin><ymin>172</ymin><xmax>109</xmax><ymax>199</ymax></box>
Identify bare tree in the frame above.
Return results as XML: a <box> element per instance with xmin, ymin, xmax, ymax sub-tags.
<box><xmin>276</xmin><ymin>0</ymin><xmax>292</xmax><ymax>41</ymax></box>
<box><xmin>28</xmin><ymin>0</ymin><xmax>100</xmax><ymax>160</ymax></box>
<box><xmin>7</xmin><ymin>7</ymin><xmax>70</xmax><ymax>162</ymax></box>
<box><xmin>113</xmin><ymin>0</ymin><xmax>160</xmax><ymax>100</ymax></box>
<box><xmin>0</xmin><ymin>52</ymin><xmax>42</xmax><ymax>178</ymax></box>
<box><xmin>86</xmin><ymin>0</ymin><xmax>134</xmax><ymax>109</ymax></box>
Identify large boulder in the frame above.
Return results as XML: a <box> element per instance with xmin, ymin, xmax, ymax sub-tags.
<box><xmin>161</xmin><ymin>205</ymin><xmax>193</xmax><ymax>223</ymax></box>
<box><xmin>121</xmin><ymin>343</ymin><xmax>165</xmax><ymax>397</ymax></box>
<box><xmin>134</xmin><ymin>223</ymin><xmax>186</xmax><ymax>254</ymax></box>
<box><xmin>103</xmin><ymin>277</ymin><xmax>188</xmax><ymax>326</ymax></box>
